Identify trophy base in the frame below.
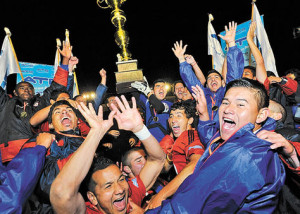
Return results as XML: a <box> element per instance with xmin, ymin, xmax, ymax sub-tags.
<box><xmin>115</xmin><ymin>59</ymin><xmax>144</xmax><ymax>94</ymax></box>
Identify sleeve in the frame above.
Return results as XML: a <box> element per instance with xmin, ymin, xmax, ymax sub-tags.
<box><xmin>0</xmin><ymin>145</ymin><xmax>46</xmax><ymax>213</ymax></box>
<box><xmin>93</xmin><ymin>83</ymin><xmax>108</xmax><ymax>113</ymax></box>
<box><xmin>0</xmin><ymin>86</ymin><xmax>9</xmax><ymax>111</ymax></box>
<box><xmin>197</xmin><ymin>119</ymin><xmax>219</xmax><ymax>148</ymax></box>
<box><xmin>160</xmin><ymin>135</ymin><xmax>174</xmax><ymax>154</ymax></box>
<box><xmin>185</xmin><ymin>139</ymin><xmax>205</xmax><ymax>160</ymax></box>
<box><xmin>148</xmin><ymin>94</ymin><xmax>165</xmax><ymax>113</ymax></box>
<box><xmin>179</xmin><ymin>61</ymin><xmax>203</xmax><ymax>93</ymax></box>
<box><xmin>279</xmin><ymin>77</ymin><xmax>298</xmax><ymax>96</ymax></box>
<box><xmin>279</xmin><ymin>141</ymin><xmax>300</xmax><ymax>175</ymax></box>
<box><xmin>128</xmin><ymin>175</ymin><xmax>146</xmax><ymax>207</ymax></box>
<box><xmin>66</xmin><ymin>73</ymin><xmax>74</xmax><ymax>97</ymax></box>
<box><xmin>225</xmin><ymin>46</ymin><xmax>244</xmax><ymax>84</ymax></box>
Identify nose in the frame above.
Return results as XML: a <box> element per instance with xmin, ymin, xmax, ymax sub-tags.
<box><xmin>223</xmin><ymin>103</ymin><xmax>234</xmax><ymax>114</ymax></box>
<box><xmin>114</xmin><ymin>182</ymin><xmax>125</xmax><ymax>195</ymax></box>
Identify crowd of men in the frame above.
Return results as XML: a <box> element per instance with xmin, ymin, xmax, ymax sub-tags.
<box><xmin>1</xmin><ymin>20</ymin><xmax>300</xmax><ymax>214</ymax></box>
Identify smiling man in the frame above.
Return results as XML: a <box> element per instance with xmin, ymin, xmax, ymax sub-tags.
<box><xmin>146</xmin><ymin>101</ymin><xmax>204</xmax><ymax>209</ymax></box>
<box><xmin>146</xmin><ymin>78</ymin><xmax>285</xmax><ymax>213</ymax></box>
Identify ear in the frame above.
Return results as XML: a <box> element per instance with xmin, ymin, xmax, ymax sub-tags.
<box><xmin>87</xmin><ymin>191</ymin><xmax>98</xmax><ymax>206</ymax></box>
<box><xmin>256</xmin><ymin>107</ymin><xmax>269</xmax><ymax>124</ymax></box>
<box><xmin>13</xmin><ymin>90</ymin><xmax>18</xmax><ymax>96</ymax></box>
<box><xmin>188</xmin><ymin>117</ymin><xmax>194</xmax><ymax>126</ymax></box>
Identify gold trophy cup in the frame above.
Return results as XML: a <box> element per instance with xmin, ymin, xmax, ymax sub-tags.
<box><xmin>97</xmin><ymin>0</ymin><xmax>144</xmax><ymax>93</ymax></box>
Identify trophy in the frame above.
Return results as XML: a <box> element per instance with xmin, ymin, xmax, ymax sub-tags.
<box><xmin>97</xmin><ymin>0</ymin><xmax>144</xmax><ymax>93</ymax></box>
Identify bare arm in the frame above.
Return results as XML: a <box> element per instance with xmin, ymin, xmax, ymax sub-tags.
<box><xmin>113</xmin><ymin>96</ymin><xmax>166</xmax><ymax>191</ymax></box>
<box><xmin>50</xmin><ymin>104</ymin><xmax>115</xmax><ymax>214</ymax></box>
<box><xmin>30</xmin><ymin>105</ymin><xmax>52</xmax><ymax>127</ymax></box>
<box><xmin>221</xmin><ymin>56</ymin><xmax>228</xmax><ymax>82</ymax></box>
<box><xmin>146</xmin><ymin>154</ymin><xmax>201</xmax><ymax>209</ymax></box>
<box><xmin>185</xmin><ymin>54</ymin><xmax>206</xmax><ymax>85</ymax></box>
<box><xmin>247</xmin><ymin>22</ymin><xmax>267</xmax><ymax>84</ymax></box>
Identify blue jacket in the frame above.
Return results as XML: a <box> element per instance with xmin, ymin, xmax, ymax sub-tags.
<box><xmin>0</xmin><ymin>145</ymin><xmax>46</xmax><ymax>214</ymax></box>
<box><xmin>146</xmin><ymin>123</ymin><xmax>285</xmax><ymax>213</ymax></box>
<box><xmin>180</xmin><ymin>46</ymin><xmax>244</xmax><ymax>124</ymax></box>
<box><xmin>139</xmin><ymin>94</ymin><xmax>173</xmax><ymax>142</ymax></box>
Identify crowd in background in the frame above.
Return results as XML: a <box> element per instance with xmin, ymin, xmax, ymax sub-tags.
<box><xmin>1</xmin><ymin>20</ymin><xmax>300</xmax><ymax>214</ymax></box>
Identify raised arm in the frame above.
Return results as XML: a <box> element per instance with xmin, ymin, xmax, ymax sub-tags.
<box><xmin>185</xmin><ymin>54</ymin><xmax>206</xmax><ymax>85</ymax></box>
<box><xmin>113</xmin><ymin>95</ymin><xmax>165</xmax><ymax>191</ymax></box>
<box><xmin>219</xmin><ymin>21</ymin><xmax>244</xmax><ymax>83</ymax></box>
<box><xmin>93</xmin><ymin>69</ymin><xmax>108</xmax><ymax>113</ymax></box>
<box><xmin>50</xmin><ymin>104</ymin><xmax>115</xmax><ymax>214</ymax></box>
<box><xmin>172</xmin><ymin>41</ymin><xmax>203</xmax><ymax>93</ymax></box>
<box><xmin>247</xmin><ymin>22</ymin><xmax>267</xmax><ymax>84</ymax></box>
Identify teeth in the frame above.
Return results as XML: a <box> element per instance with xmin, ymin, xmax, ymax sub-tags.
<box><xmin>114</xmin><ymin>196</ymin><xmax>125</xmax><ymax>202</ymax></box>
<box><xmin>224</xmin><ymin>118</ymin><xmax>234</xmax><ymax>124</ymax></box>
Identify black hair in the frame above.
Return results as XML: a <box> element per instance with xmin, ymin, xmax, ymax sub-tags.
<box><xmin>170</xmin><ymin>100</ymin><xmax>196</xmax><ymax>119</ymax></box>
<box><xmin>284</xmin><ymin>68</ymin><xmax>300</xmax><ymax>82</ymax></box>
<box><xmin>104</xmin><ymin>93</ymin><xmax>118</xmax><ymax>105</ymax></box>
<box><xmin>121</xmin><ymin>147</ymin><xmax>145</xmax><ymax>167</ymax></box>
<box><xmin>15</xmin><ymin>81</ymin><xmax>34</xmax><ymax>91</ymax></box>
<box><xmin>226</xmin><ymin>78</ymin><xmax>269</xmax><ymax>110</ymax></box>
<box><xmin>48</xmin><ymin>100</ymin><xmax>77</xmax><ymax>123</ymax></box>
<box><xmin>50</xmin><ymin>89</ymin><xmax>70</xmax><ymax>101</ymax></box>
<box><xmin>173</xmin><ymin>80</ymin><xmax>185</xmax><ymax>93</ymax></box>
<box><xmin>86</xmin><ymin>156</ymin><xmax>116</xmax><ymax>193</ymax></box>
<box><xmin>206</xmin><ymin>69</ymin><xmax>223</xmax><ymax>80</ymax></box>
<box><xmin>243</xmin><ymin>65</ymin><xmax>256</xmax><ymax>77</ymax></box>
<box><xmin>153</xmin><ymin>79</ymin><xmax>165</xmax><ymax>87</ymax></box>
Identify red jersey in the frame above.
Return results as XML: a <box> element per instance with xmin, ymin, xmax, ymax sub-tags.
<box><xmin>85</xmin><ymin>175</ymin><xmax>146</xmax><ymax>213</ymax></box>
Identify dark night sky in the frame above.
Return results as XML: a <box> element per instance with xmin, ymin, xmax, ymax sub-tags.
<box><xmin>1</xmin><ymin>0</ymin><xmax>299</xmax><ymax>94</ymax></box>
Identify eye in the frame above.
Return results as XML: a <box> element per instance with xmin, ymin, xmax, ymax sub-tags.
<box><xmin>237</xmin><ymin>103</ymin><xmax>245</xmax><ymax>107</ymax></box>
<box><xmin>221</xmin><ymin>100</ymin><xmax>229</xmax><ymax>105</ymax></box>
<box><xmin>105</xmin><ymin>184</ymin><xmax>112</xmax><ymax>189</ymax></box>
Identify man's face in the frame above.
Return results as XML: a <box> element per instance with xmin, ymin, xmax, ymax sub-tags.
<box><xmin>14</xmin><ymin>83</ymin><xmax>34</xmax><ymax>101</ymax></box>
<box><xmin>56</xmin><ymin>93</ymin><xmax>70</xmax><ymax>101</ymax></box>
<box><xmin>153</xmin><ymin>82</ymin><xmax>167</xmax><ymax>100</ymax></box>
<box><xmin>219</xmin><ymin>87</ymin><xmax>259</xmax><ymax>141</ymax></box>
<box><xmin>107</xmin><ymin>96</ymin><xmax>119</xmax><ymax>111</ymax></box>
<box><xmin>93</xmin><ymin>165</ymin><xmax>129</xmax><ymax>214</ymax></box>
<box><xmin>182</xmin><ymin>87</ymin><xmax>193</xmax><ymax>101</ymax></box>
<box><xmin>242</xmin><ymin>68</ymin><xmax>255</xmax><ymax>80</ymax></box>
<box><xmin>168</xmin><ymin>109</ymin><xmax>192</xmax><ymax>138</ymax></box>
<box><xmin>174</xmin><ymin>83</ymin><xmax>185</xmax><ymax>100</ymax></box>
<box><xmin>50</xmin><ymin>104</ymin><xmax>78</xmax><ymax>132</ymax></box>
<box><xmin>129</xmin><ymin>150</ymin><xmax>146</xmax><ymax>176</ymax></box>
<box><xmin>75</xmin><ymin>95</ymin><xmax>87</xmax><ymax>106</ymax></box>
<box><xmin>207</xmin><ymin>73</ymin><xmax>222</xmax><ymax>92</ymax></box>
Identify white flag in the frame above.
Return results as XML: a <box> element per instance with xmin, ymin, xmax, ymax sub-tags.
<box><xmin>207</xmin><ymin>14</ymin><xmax>225</xmax><ymax>73</ymax></box>
<box><xmin>54</xmin><ymin>49</ymin><xmax>60</xmax><ymax>73</ymax></box>
<box><xmin>253</xmin><ymin>3</ymin><xmax>278</xmax><ymax>76</ymax></box>
<box><xmin>0</xmin><ymin>35</ymin><xmax>20</xmax><ymax>89</ymax></box>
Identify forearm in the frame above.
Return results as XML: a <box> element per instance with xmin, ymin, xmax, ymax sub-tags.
<box><xmin>157</xmin><ymin>159</ymin><xmax>198</xmax><ymax>199</ymax></box>
<box><xmin>30</xmin><ymin>105</ymin><xmax>52</xmax><ymax>127</ymax></box>
<box><xmin>247</xmin><ymin>38</ymin><xmax>267</xmax><ymax>83</ymax></box>
<box><xmin>226</xmin><ymin>46</ymin><xmax>244</xmax><ymax>83</ymax></box>
<box><xmin>148</xmin><ymin>94</ymin><xmax>165</xmax><ymax>113</ymax></box>
<box><xmin>50</xmin><ymin>129</ymin><xmax>105</xmax><ymax>200</ymax></box>
<box><xmin>192</xmin><ymin>63</ymin><xmax>206</xmax><ymax>85</ymax></box>
<box><xmin>180</xmin><ymin>61</ymin><xmax>203</xmax><ymax>92</ymax></box>
<box><xmin>221</xmin><ymin>56</ymin><xmax>228</xmax><ymax>82</ymax></box>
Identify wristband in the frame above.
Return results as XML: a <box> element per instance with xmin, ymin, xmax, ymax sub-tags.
<box><xmin>134</xmin><ymin>125</ymin><xmax>151</xmax><ymax>140</ymax></box>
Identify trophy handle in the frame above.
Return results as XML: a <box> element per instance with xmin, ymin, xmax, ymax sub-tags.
<box><xmin>96</xmin><ymin>0</ymin><xmax>110</xmax><ymax>9</ymax></box>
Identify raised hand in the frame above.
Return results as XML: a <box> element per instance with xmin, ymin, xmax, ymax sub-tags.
<box><xmin>131</xmin><ymin>76</ymin><xmax>151</xmax><ymax>96</ymax></box>
<box><xmin>111</xmin><ymin>95</ymin><xmax>144</xmax><ymax>133</ymax></box>
<box><xmin>172</xmin><ymin>40</ymin><xmax>188</xmax><ymax>62</ymax></box>
<box><xmin>247</xmin><ymin>21</ymin><xmax>257</xmax><ymax>41</ymax></box>
<box><xmin>192</xmin><ymin>85</ymin><xmax>209</xmax><ymax>121</ymax></box>
<box><xmin>218</xmin><ymin>21</ymin><xmax>237</xmax><ymax>47</ymax></box>
<box><xmin>184</xmin><ymin>54</ymin><xmax>196</xmax><ymax>65</ymax></box>
<box><xmin>58</xmin><ymin>40</ymin><xmax>73</xmax><ymax>60</ymax></box>
<box><xmin>36</xmin><ymin>132</ymin><xmax>55</xmax><ymax>149</ymax></box>
<box><xmin>77</xmin><ymin>102</ymin><xmax>115</xmax><ymax>134</ymax></box>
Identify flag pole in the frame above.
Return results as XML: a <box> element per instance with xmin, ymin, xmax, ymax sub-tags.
<box><xmin>65</xmin><ymin>29</ymin><xmax>80</xmax><ymax>96</ymax></box>
<box><xmin>4</xmin><ymin>28</ymin><xmax>24</xmax><ymax>81</ymax></box>
<box><xmin>249</xmin><ymin>0</ymin><xmax>256</xmax><ymax>66</ymax></box>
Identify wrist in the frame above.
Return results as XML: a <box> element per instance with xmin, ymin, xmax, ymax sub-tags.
<box><xmin>133</xmin><ymin>125</ymin><xmax>151</xmax><ymax>140</ymax></box>
<box><xmin>191</xmin><ymin>62</ymin><xmax>197</xmax><ymax>66</ymax></box>
<box><xmin>228</xmin><ymin>41</ymin><xmax>235</xmax><ymax>47</ymax></box>
<box><xmin>178</xmin><ymin>57</ymin><xmax>185</xmax><ymax>63</ymax></box>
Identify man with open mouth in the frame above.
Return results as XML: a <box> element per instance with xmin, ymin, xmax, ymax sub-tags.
<box><xmin>146</xmin><ymin>78</ymin><xmax>285</xmax><ymax>213</ymax></box>
<box><xmin>50</xmin><ymin>95</ymin><xmax>165</xmax><ymax>214</ymax></box>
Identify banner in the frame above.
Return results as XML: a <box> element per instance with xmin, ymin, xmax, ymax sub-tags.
<box><xmin>17</xmin><ymin>62</ymin><xmax>54</xmax><ymax>95</ymax></box>
<box><xmin>220</xmin><ymin>16</ymin><xmax>264</xmax><ymax>67</ymax></box>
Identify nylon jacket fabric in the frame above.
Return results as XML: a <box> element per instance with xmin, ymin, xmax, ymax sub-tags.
<box><xmin>146</xmin><ymin>123</ymin><xmax>285</xmax><ymax>213</ymax></box>
<box><xmin>180</xmin><ymin>46</ymin><xmax>244</xmax><ymax>123</ymax></box>
<box><xmin>0</xmin><ymin>145</ymin><xmax>46</xmax><ymax>214</ymax></box>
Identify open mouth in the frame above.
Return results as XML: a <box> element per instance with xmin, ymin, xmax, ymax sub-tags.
<box><xmin>61</xmin><ymin>117</ymin><xmax>72</xmax><ymax>127</ymax></box>
<box><xmin>222</xmin><ymin>118</ymin><xmax>236</xmax><ymax>129</ymax></box>
<box><xmin>172</xmin><ymin>125</ymin><xmax>180</xmax><ymax>135</ymax></box>
<box><xmin>113</xmin><ymin>195</ymin><xmax>126</xmax><ymax>211</ymax></box>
